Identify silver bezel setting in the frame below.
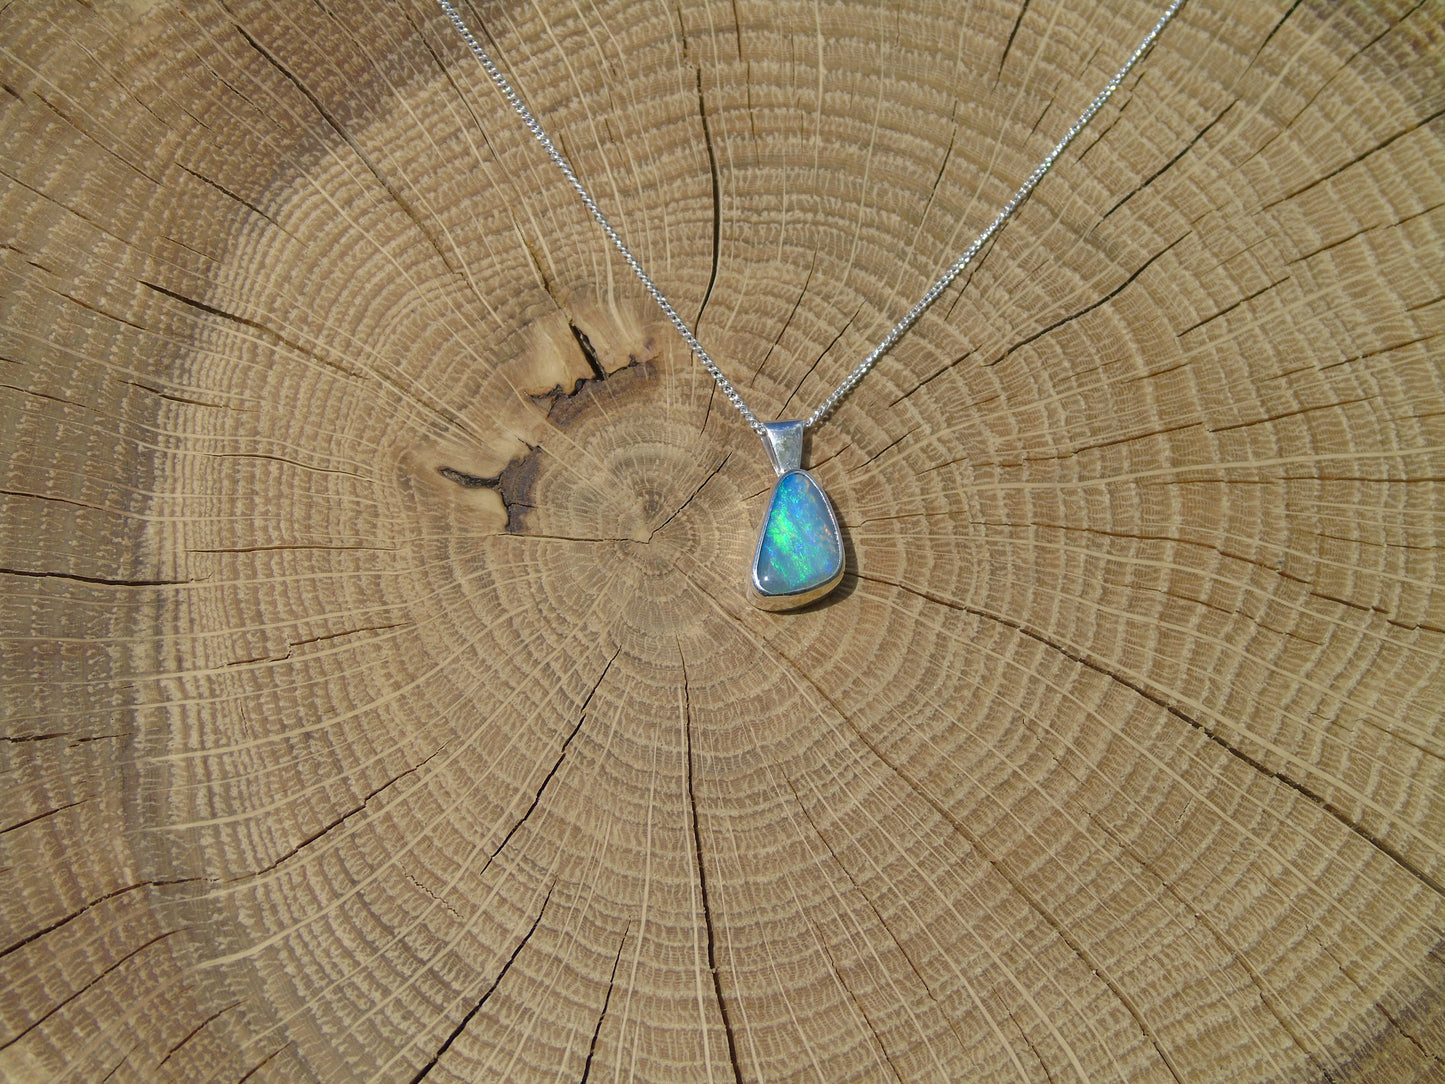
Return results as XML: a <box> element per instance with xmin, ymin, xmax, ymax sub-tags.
<box><xmin>747</xmin><ymin>469</ymin><xmax>846</xmax><ymax>611</ymax></box>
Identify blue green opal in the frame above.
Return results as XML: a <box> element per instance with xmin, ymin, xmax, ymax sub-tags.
<box><xmin>752</xmin><ymin>470</ymin><xmax>843</xmax><ymax>599</ymax></box>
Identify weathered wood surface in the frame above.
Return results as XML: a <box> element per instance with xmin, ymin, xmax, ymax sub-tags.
<box><xmin>1</xmin><ymin>0</ymin><xmax>1442</xmax><ymax>1080</ymax></box>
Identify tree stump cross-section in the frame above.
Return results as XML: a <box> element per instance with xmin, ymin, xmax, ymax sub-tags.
<box><xmin>1</xmin><ymin>0</ymin><xmax>1442</xmax><ymax>1080</ymax></box>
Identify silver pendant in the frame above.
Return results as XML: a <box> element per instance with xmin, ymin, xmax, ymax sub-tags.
<box><xmin>747</xmin><ymin>421</ymin><xmax>845</xmax><ymax>611</ymax></box>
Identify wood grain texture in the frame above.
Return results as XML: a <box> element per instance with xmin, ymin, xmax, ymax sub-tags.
<box><xmin>1</xmin><ymin>0</ymin><xmax>1442</xmax><ymax>1080</ymax></box>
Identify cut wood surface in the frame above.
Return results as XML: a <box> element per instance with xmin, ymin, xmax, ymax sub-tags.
<box><xmin>2</xmin><ymin>0</ymin><xmax>1442</xmax><ymax>1080</ymax></box>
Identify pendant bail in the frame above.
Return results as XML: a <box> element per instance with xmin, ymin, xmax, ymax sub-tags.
<box><xmin>760</xmin><ymin>420</ymin><xmax>805</xmax><ymax>476</ymax></box>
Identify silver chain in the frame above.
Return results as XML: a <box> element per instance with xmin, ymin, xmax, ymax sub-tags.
<box><xmin>439</xmin><ymin>0</ymin><xmax>1185</xmax><ymax>435</ymax></box>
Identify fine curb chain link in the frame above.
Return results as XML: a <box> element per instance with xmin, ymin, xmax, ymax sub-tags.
<box><xmin>439</xmin><ymin>0</ymin><xmax>1185</xmax><ymax>434</ymax></box>
<box><xmin>437</xmin><ymin>0</ymin><xmax>764</xmax><ymax>432</ymax></box>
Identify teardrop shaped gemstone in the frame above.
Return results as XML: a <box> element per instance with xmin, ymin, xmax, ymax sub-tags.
<box><xmin>749</xmin><ymin>470</ymin><xmax>845</xmax><ymax>610</ymax></box>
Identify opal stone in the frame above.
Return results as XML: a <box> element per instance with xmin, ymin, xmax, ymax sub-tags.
<box><xmin>750</xmin><ymin>470</ymin><xmax>844</xmax><ymax>608</ymax></box>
